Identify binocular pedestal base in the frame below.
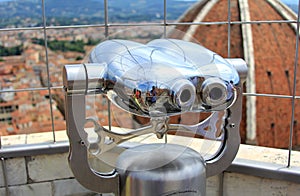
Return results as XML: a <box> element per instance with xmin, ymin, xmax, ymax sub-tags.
<box><xmin>116</xmin><ymin>143</ymin><xmax>206</xmax><ymax>196</ymax></box>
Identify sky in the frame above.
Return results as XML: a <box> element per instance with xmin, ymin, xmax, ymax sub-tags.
<box><xmin>0</xmin><ymin>0</ymin><xmax>297</xmax><ymax>4</ymax></box>
<box><xmin>281</xmin><ymin>0</ymin><xmax>299</xmax><ymax>4</ymax></box>
<box><xmin>281</xmin><ymin>0</ymin><xmax>298</xmax><ymax>4</ymax></box>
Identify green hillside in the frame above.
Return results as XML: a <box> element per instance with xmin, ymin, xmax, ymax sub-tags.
<box><xmin>0</xmin><ymin>0</ymin><xmax>197</xmax><ymax>28</ymax></box>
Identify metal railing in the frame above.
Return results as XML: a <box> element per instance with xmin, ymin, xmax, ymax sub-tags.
<box><xmin>0</xmin><ymin>0</ymin><xmax>299</xmax><ymax>170</ymax></box>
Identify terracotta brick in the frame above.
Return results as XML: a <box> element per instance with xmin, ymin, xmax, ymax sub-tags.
<box><xmin>168</xmin><ymin>0</ymin><xmax>300</xmax><ymax>148</ymax></box>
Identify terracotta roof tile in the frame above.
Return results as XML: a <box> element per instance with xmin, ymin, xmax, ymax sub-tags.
<box><xmin>168</xmin><ymin>0</ymin><xmax>299</xmax><ymax>148</ymax></box>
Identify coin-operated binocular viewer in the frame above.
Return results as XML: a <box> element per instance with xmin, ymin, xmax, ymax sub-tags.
<box><xmin>63</xmin><ymin>39</ymin><xmax>247</xmax><ymax>196</ymax></box>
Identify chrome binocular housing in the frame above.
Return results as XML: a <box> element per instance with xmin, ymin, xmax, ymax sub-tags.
<box><xmin>65</xmin><ymin>39</ymin><xmax>243</xmax><ymax>116</ymax></box>
<box><xmin>63</xmin><ymin>39</ymin><xmax>247</xmax><ymax>195</ymax></box>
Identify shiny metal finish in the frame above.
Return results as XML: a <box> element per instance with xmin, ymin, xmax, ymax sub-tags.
<box><xmin>116</xmin><ymin>143</ymin><xmax>206</xmax><ymax>196</ymax></box>
<box><xmin>63</xmin><ymin>38</ymin><xmax>248</xmax><ymax>195</ymax></box>
<box><xmin>88</xmin><ymin>39</ymin><xmax>240</xmax><ymax>117</ymax></box>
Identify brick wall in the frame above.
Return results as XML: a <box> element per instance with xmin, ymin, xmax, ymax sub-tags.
<box><xmin>168</xmin><ymin>0</ymin><xmax>300</xmax><ymax>149</ymax></box>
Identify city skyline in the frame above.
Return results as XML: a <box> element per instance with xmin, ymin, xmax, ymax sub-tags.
<box><xmin>0</xmin><ymin>0</ymin><xmax>299</xmax><ymax>150</ymax></box>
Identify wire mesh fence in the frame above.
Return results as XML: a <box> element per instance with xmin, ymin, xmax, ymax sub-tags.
<box><xmin>0</xmin><ymin>0</ymin><xmax>299</xmax><ymax>168</ymax></box>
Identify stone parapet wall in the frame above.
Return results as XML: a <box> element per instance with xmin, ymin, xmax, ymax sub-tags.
<box><xmin>1</xmin><ymin>130</ymin><xmax>300</xmax><ymax>195</ymax></box>
<box><xmin>0</xmin><ymin>153</ymin><xmax>101</xmax><ymax>196</ymax></box>
<box><xmin>1</xmin><ymin>149</ymin><xmax>300</xmax><ymax>195</ymax></box>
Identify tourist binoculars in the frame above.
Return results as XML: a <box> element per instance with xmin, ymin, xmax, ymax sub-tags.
<box><xmin>63</xmin><ymin>39</ymin><xmax>247</xmax><ymax>195</ymax></box>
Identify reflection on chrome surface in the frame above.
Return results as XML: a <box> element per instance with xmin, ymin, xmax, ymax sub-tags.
<box><xmin>64</xmin><ymin>39</ymin><xmax>247</xmax><ymax>188</ymax></box>
<box><xmin>89</xmin><ymin>39</ymin><xmax>240</xmax><ymax>117</ymax></box>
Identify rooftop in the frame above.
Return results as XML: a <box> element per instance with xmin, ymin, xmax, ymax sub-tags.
<box><xmin>1</xmin><ymin>0</ymin><xmax>300</xmax><ymax>195</ymax></box>
<box><xmin>168</xmin><ymin>0</ymin><xmax>300</xmax><ymax>149</ymax></box>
